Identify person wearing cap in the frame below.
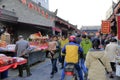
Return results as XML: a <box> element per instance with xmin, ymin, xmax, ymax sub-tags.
<box><xmin>60</xmin><ymin>35</ymin><xmax>84</xmax><ymax>80</ymax></box>
<box><xmin>15</xmin><ymin>35</ymin><xmax>32</xmax><ymax>77</ymax></box>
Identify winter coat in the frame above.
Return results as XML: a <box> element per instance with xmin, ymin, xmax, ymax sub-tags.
<box><xmin>80</xmin><ymin>38</ymin><xmax>92</xmax><ymax>54</ymax></box>
<box><xmin>15</xmin><ymin>39</ymin><xmax>29</xmax><ymax>57</ymax></box>
<box><xmin>105</xmin><ymin>42</ymin><xmax>119</xmax><ymax>62</ymax></box>
<box><xmin>60</xmin><ymin>38</ymin><xmax>69</xmax><ymax>48</ymax></box>
<box><xmin>60</xmin><ymin>38</ymin><xmax>69</xmax><ymax>56</ymax></box>
<box><xmin>85</xmin><ymin>49</ymin><xmax>112</xmax><ymax>80</ymax></box>
<box><xmin>48</xmin><ymin>40</ymin><xmax>60</xmax><ymax>59</ymax></box>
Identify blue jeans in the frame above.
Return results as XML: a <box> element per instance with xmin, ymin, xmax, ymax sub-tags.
<box><xmin>51</xmin><ymin>58</ymin><xmax>58</xmax><ymax>74</ymax></box>
<box><xmin>61</xmin><ymin>62</ymin><xmax>84</xmax><ymax>80</ymax></box>
<box><xmin>80</xmin><ymin>58</ymin><xmax>88</xmax><ymax>74</ymax></box>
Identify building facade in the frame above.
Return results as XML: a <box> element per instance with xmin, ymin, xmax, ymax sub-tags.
<box><xmin>0</xmin><ymin>0</ymin><xmax>54</xmax><ymax>41</ymax></box>
<box><xmin>32</xmin><ymin>0</ymin><xmax>49</xmax><ymax>10</ymax></box>
<box><xmin>80</xmin><ymin>26</ymin><xmax>101</xmax><ymax>36</ymax></box>
<box><xmin>106</xmin><ymin>1</ymin><xmax>120</xmax><ymax>35</ymax></box>
<box><xmin>0</xmin><ymin>0</ymin><xmax>78</xmax><ymax>43</ymax></box>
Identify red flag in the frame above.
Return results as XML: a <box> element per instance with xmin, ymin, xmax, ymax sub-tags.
<box><xmin>117</xmin><ymin>16</ymin><xmax>120</xmax><ymax>40</ymax></box>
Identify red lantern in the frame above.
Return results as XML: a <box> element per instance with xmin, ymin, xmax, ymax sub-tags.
<box><xmin>21</xmin><ymin>0</ymin><xmax>26</xmax><ymax>4</ymax></box>
<box><xmin>41</xmin><ymin>10</ymin><xmax>45</xmax><ymax>16</ymax></box>
<box><xmin>28</xmin><ymin>2</ymin><xmax>34</xmax><ymax>9</ymax></box>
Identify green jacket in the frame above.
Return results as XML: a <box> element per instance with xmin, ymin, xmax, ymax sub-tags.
<box><xmin>80</xmin><ymin>38</ymin><xmax>92</xmax><ymax>54</ymax></box>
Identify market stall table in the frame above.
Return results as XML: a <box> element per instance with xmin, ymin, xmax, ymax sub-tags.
<box><xmin>0</xmin><ymin>50</ymin><xmax>16</xmax><ymax>57</ymax></box>
<box><xmin>0</xmin><ymin>59</ymin><xmax>27</xmax><ymax>79</ymax></box>
<box><xmin>28</xmin><ymin>50</ymin><xmax>46</xmax><ymax>65</ymax></box>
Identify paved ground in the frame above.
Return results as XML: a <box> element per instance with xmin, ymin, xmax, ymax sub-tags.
<box><xmin>1</xmin><ymin>59</ymin><xmax>120</xmax><ymax>80</ymax></box>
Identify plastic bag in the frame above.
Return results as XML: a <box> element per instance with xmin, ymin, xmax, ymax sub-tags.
<box><xmin>116</xmin><ymin>64</ymin><xmax>120</xmax><ymax>77</ymax></box>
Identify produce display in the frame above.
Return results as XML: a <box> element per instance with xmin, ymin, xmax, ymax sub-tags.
<box><xmin>0</xmin><ymin>32</ymin><xmax>11</xmax><ymax>44</ymax></box>
<box><xmin>29</xmin><ymin>32</ymin><xmax>49</xmax><ymax>51</ymax></box>
<box><xmin>0</xmin><ymin>44</ymin><xmax>16</xmax><ymax>52</ymax></box>
<box><xmin>0</xmin><ymin>40</ymin><xmax>7</xmax><ymax>48</ymax></box>
<box><xmin>29</xmin><ymin>32</ymin><xmax>42</xmax><ymax>39</ymax></box>
<box><xmin>0</xmin><ymin>54</ymin><xmax>14</xmax><ymax>67</ymax></box>
<box><xmin>0</xmin><ymin>54</ymin><xmax>26</xmax><ymax>67</ymax></box>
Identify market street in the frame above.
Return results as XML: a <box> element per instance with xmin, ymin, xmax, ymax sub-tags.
<box><xmin>2</xmin><ymin>59</ymin><xmax>120</xmax><ymax>80</ymax></box>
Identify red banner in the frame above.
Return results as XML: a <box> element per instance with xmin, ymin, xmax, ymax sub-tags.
<box><xmin>117</xmin><ymin>16</ymin><xmax>120</xmax><ymax>40</ymax></box>
<box><xmin>101</xmin><ymin>21</ymin><xmax>111</xmax><ymax>34</ymax></box>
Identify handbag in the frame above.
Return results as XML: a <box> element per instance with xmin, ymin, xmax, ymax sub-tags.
<box><xmin>98</xmin><ymin>58</ymin><xmax>108</xmax><ymax>73</ymax></box>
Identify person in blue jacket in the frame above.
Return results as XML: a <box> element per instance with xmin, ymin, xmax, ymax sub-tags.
<box><xmin>60</xmin><ymin>35</ymin><xmax>84</xmax><ymax>80</ymax></box>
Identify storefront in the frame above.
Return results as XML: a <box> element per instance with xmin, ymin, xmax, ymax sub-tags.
<box><xmin>0</xmin><ymin>0</ymin><xmax>54</xmax><ymax>69</ymax></box>
<box><xmin>107</xmin><ymin>1</ymin><xmax>120</xmax><ymax>35</ymax></box>
<box><xmin>0</xmin><ymin>0</ymin><xmax>55</xmax><ymax>40</ymax></box>
<box><xmin>55</xmin><ymin>16</ymin><xmax>78</xmax><ymax>36</ymax></box>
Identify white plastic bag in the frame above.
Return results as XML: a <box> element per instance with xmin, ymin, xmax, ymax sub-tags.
<box><xmin>116</xmin><ymin>64</ymin><xmax>120</xmax><ymax>77</ymax></box>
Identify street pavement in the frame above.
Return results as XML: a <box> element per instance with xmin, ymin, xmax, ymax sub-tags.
<box><xmin>2</xmin><ymin>59</ymin><xmax>120</xmax><ymax>80</ymax></box>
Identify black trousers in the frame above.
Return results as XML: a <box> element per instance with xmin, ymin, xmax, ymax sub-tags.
<box><xmin>51</xmin><ymin>58</ymin><xmax>58</xmax><ymax>74</ymax></box>
<box><xmin>18</xmin><ymin>56</ymin><xmax>31</xmax><ymax>76</ymax></box>
<box><xmin>110</xmin><ymin>62</ymin><xmax>116</xmax><ymax>72</ymax></box>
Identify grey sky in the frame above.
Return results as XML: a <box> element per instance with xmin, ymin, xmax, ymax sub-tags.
<box><xmin>49</xmin><ymin>0</ymin><xmax>118</xmax><ymax>29</ymax></box>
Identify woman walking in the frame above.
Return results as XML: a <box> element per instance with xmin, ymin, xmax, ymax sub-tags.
<box><xmin>85</xmin><ymin>38</ymin><xmax>112</xmax><ymax>80</ymax></box>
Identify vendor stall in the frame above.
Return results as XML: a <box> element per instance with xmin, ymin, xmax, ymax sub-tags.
<box><xmin>0</xmin><ymin>32</ymin><xmax>48</xmax><ymax>65</ymax></box>
<box><xmin>28</xmin><ymin>32</ymin><xmax>48</xmax><ymax>65</ymax></box>
<box><xmin>0</xmin><ymin>54</ymin><xmax>27</xmax><ymax>79</ymax></box>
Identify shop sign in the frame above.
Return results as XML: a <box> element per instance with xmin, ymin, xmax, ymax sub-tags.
<box><xmin>117</xmin><ymin>15</ymin><xmax>120</xmax><ymax>40</ymax></box>
<box><xmin>101</xmin><ymin>20</ymin><xmax>111</xmax><ymax>34</ymax></box>
<box><xmin>20</xmin><ymin>0</ymin><xmax>54</xmax><ymax>21</ymax></box>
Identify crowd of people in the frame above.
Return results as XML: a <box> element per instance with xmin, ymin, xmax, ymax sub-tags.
<box><xmin>15</xmin><ymin>33</ymin><xmax>120</xmax><ymax>80</ymax></box>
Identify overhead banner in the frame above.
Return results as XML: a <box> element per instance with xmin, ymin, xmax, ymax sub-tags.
<box><xmin>101</xmin><ymin>20</ymin><xmax>111</xmax><ymax>34</ymax></box>
<box><xmin>117</xmin><ymin>15</ymin><xmax>120</xmax><ymax>40</ymax></box>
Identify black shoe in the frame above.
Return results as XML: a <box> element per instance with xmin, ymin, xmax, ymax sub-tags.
<box><xmin>109</xmin><ymin>75</ymin><xmax>114</xmax><ymax>78</ymax></box>
<box><xmin>50</xmin><ymin>72</ymin><xmax>54</xmax><ymax>75</ymax></box>
<box><xmin>50</xmin><ymin>74</ymin><xmax>54</xmax><ymax>78</ymax></box>
<box><xmin>18</xmin><ymin>74</ymin><xmax>23</xmax><ymax>77</ymax></box>
<box><xmin>27</xmin><ymin>73</ymin><xmax>32</xmax><ymax>77</ymax></box>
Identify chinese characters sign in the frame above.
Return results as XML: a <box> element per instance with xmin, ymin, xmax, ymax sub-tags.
<box><xmin>20</xmin><ymin>0</ymin><xmax>55</xmax><ymax>21</ymax></box>
<box><xmin>101</xmin><ymin>21</ymin><xmax>110</xmax><ymax>34</ymax></box>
